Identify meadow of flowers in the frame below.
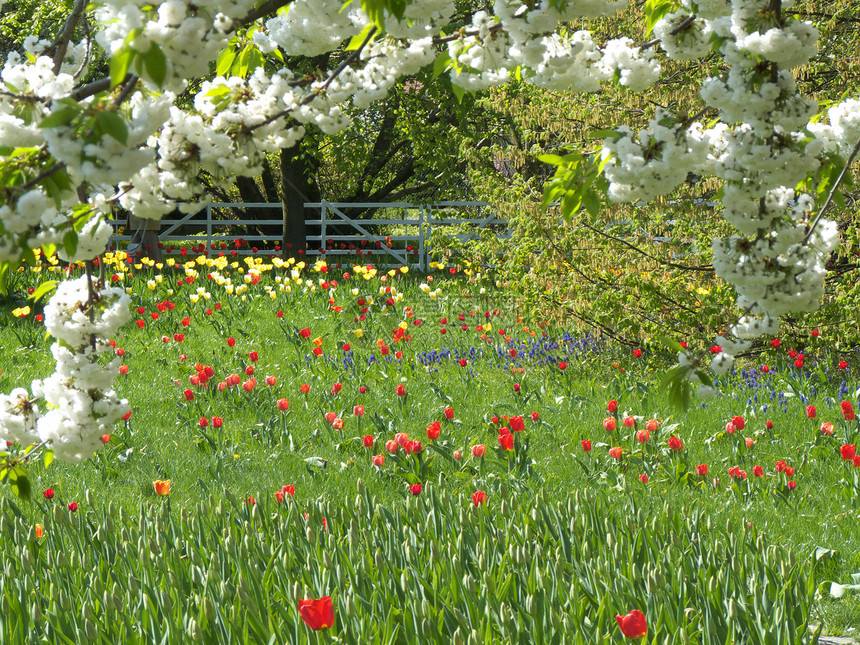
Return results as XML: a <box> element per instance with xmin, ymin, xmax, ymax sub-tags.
<box><xmin>1</xmin><ymin>248</ymin><xmax>860</xmax><ymax>641</ymax></box>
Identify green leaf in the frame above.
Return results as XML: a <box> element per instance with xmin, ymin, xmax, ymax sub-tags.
<box><xmin>537</xmin><ymin>154</ymin><xmax>565</xmax><ymax>166</ymax></box>
<box><xmin>43</xmin><ymin>450</ymin><xmax>54</xmax><ymax>468</ymax></box>
<box><xmin>643</xmin><ymin>0</ymin><xmax>680</xmax><ymax>35</ymax></box>
<box><xmin>450</xmin><ymin>81</ymin><xmax>466</xmax><ymax>104</ymax></box>
<box><xmin>0</xmin><ymin>263</ymin><xmax>9</xmax><ymax>296</ymax></box>
<box><xmin>143</xmin><ymin>43</ymin><xmax>167</xmax><ymax>87</ymax></box>
<box><xmin>63</xmin><ymin>231</ymin><xmax>78</xmax><ymax>259</ymax></box>
<box><xmin>346</xmin><ymin>23</ymin><xmax>377</xmax><ymax>50</ymax></box>
<box><xmin>110</xmin><ymin>46</ymin><xmax>136</xmax><ymax>89</ymax></box>
<box><xmin>216</xmin><ymin>48</ymin><xmax>237</xmax><ymax>76</ymax></box>
<box><xmin>432</xmin><ymin>51</ymin><xmax>453</xmax><ymax>80</ymax></box>
<box><xmin>38</xmin><ymin>107</ymin><xmax>80</xmax><ymax>129</ymax></box>
<box><xmin>29</xmin><ymin>280</ymin><xmax>57</xmax><ymax>303</ymax></box>
<box><xmin>95</xmin><ymin>112</ymin><xmax>129</xmax><ymax>145</ymax></box>
<box><xmin>8</xmin><ymin>465</ymin><xmax>31</xmax><ymax>501</ymax></box>
<box><xmin>661</xmin><ymin>365</ymin><xmax>692</xmax><ymax>412</ymax></box>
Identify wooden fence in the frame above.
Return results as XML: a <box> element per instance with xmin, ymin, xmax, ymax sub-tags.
<box><xmin>109</xmin><ymin>200</ymin><xmax>507</xmax><ymax>269</ymax></box>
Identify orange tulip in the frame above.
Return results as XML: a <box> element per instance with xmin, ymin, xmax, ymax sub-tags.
<box><xmin>153</xmin><ymin>480</ymin><xmax>171</xmax><ymax>496</ymax></box>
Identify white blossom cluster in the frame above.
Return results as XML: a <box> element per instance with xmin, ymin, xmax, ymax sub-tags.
<box><xmin>601</xmin><ymin>110</ymin><xmax>712</xmax><ymax>202</ymax></box>
<box><xmin>94</xmin><ymin>1</ymin><xmax>254</xmax><ymax>88</ymax></box>
<box><xmin>0</xmin><ymin>277</ymin><xmax>131</xmax><ymax>462</ymax></box>
<box><xmin>653</xmin><ymin>12</ymin><xmax>713</xmax><ymax>60</ymax></box>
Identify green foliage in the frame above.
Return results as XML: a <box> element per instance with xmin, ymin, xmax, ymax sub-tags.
<box><xmin>0</xmin><ymin>487</ymin><xmax>817</xmax><ymax>642</ymax></box>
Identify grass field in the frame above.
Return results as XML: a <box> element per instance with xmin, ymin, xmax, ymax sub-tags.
<box><xmin>1</xmin><ymin>249</ymin><xmax>859</xmax><ymax>642</ymax></box>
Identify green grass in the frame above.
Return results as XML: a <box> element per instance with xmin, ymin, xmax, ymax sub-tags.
<box><xmin>1</xmin><ymin>252</ymin><xmax>860</xmax><ymax>640</ymax></box>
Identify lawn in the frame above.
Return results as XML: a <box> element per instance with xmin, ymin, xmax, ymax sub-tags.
<box><xmin>0</xmin><ymin>249</ymin><xmax>858</xmax><ymax>642</ymax></box>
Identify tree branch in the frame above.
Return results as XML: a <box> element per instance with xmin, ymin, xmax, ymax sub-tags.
<box><xmin>802</xmin><ymin>136</ymin><xmax>860</xmax><ymax>246</ymax></box>
<box><xmin>50</xmin><ymin>0</ymin><xmax>88</xmax><ymax>75</ymax></box>
<box><xmin>578</xmin><ymin>220</ymin><xmax>714</xmax><ymax>272</ymax></box>
<box><xmin>236</xmin><ymin>0</ymin><xmax>293</xmax><ymax>29</ymax></box>
<box><xmin>246</xmin><ymin>26</ymin><xmax>378</xmax><ymax>133</ymax></box>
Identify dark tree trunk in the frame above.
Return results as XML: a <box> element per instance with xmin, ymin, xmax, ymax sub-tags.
<box><xmin>280</xmin><ymin>143</ymin><xmax>319</xmax><ymax>259</ymax></box>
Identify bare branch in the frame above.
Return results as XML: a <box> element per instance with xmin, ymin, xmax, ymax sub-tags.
<box><xmin>802</xmin><ymin>136</ymin><xmax>860</xmax><ymax>246</ymax></box>
<box><xmin>50</xmin><ymin>0</ymin><xmax>88</xmax><ymax>75</ymax></box>
<box><xmin>578</xmin><ymin>220</ymin><xmax>714</xmax><ymax>272</ymax></box>
<box><xmin>70</xmin><ymin>77</ymin><xmax>114</xmax><ymax>101</ymax></box>
<box><xmin>236</xmin><ymin>0</ymin><xmax>293</xmax><ymax>29</ymax></box>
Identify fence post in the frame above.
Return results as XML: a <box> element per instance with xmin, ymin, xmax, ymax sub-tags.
<box><xmin>321</xmin><ymin>201</ymin><xmax>327</xmax><ymax>258</ymax></box>
<box><xmin>425</xmin><ymin>204</ymin><xmax>432</xmax><ymax>271</ymax></box>
<box><xmin>206</xmin><ymin>204</ymin><xmax>212</xmax><ymax>254</ymax></box>
<box><xmin>418</xmin><ymin>205</ymin><xmax>424</xmax><ymax>271</ymax></box>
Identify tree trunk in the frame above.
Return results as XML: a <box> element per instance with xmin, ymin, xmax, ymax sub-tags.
<box><xmin>280</xmin><ymin>143</ymin><xmax>319</xmax><ymax>259</ymax></box>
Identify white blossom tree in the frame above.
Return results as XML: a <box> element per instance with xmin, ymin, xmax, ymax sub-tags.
<box><xmin>0</xmin><ymin>0</ymin><xmax>857</xmax><ymax>478</ymax></box>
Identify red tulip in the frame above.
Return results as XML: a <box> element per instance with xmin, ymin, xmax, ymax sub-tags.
<box><xmin>281</xmin><ymin>485</ymin><xmax>295</xmax><ymax>496</ymax></box>
<box><xmin>226</xmin><ymin>337</ymin><xmax>236</xmax><ymax>347</ymax></box>
<box><xmin>531</xmin><ymin>411</ymin><xmax>539</xmax><ymax>421</ymax></box>
<box><xmin>509</xmin><ymin>416</ymin><xmax>525</xmax><ymax>432</ymax></box>
<box><xmin>603</xmin><ymin>417</ymin><xmax>616</xmax><ymax>432</ymax></box>
<box><xmin>581</xmin><ymin>440</ymin><xmax>592</xmax><ymax>452</ymax></box>
<box><xmin>266</xmin><ymin>376</ymin><xmax>277</xmax><ymax>387</ymax></box>
<box><xmin>409</xmin><ymin>483</ymin><xmax>422</xmax><ymax>496</ymax></box>
<box><xmin>609</xmin><ymin>446</ymin><xmax>623</xmax><ymax>459</ymax></box>
<box><xmin>472</xmin><ymin>444</ymin><xmax>486</xmax><ymax>458</ymax></box>
<box><xmin>453</xmin><ymin>450</ymin><xmax>462</xmax><ymax>460</ymax></box>
<box><xmin>696</xmin><ymin>464</ymin><xmax>708</xmax><ymax>477</ymax></box>
<box><xmin>472</xmin><ymin>491</ymin><xmax>487</xmax><ymax>507</ymax></box>
<box><xmin>395</xmin><ymin>384</ymin><xmax>406</xmax><ymax>397</ymax></box>
<box><xmin>615</xmin><ymin>609</ymin><xmax>647</xmax><ymax>638</ymax></box>
<box><xmin>362</xmin><ymin>435</ymin><xmax>374</xmax><ymax>448</ymax></box>
<box><xmin>67</xmin><ymin>502</ymin><xmax>78</xmax><ymax>512</ymax></box>
<box><xmin>372</xmin><ymin>454</ymin><xmax>384</xmax><ymax>467</ymax></box>
<box><xmin>249</xmin><ymin>351</ymin><xmax>259</xmax><ymax>362</ymax></box>
<box><xmin>607</xmin><ymin>400</ymin><xmax>618</xmax><ymax>413</ymax></box>
<box><xmin>731</xmin><ymin>416</ymin><xmax>745</xmax><ymax>430</ymax></box>
<box><xmin>444</xmin><ymin>407</ymin><xmax>454</xmax><ymax>420</ymax></box>
<box><xmin>806</xmin><ymin>405</ymin><xmax>817</xmax><ymax>419</ymax></box>
<box><xmin>300</xmin><ymin>384</ymin><xmax>310</xmax><ymax>394</ymax></box>
<box><xmin>668</xmin><ymin>436</ymin><xmax>683</xmax><ymax>451</ymax></box>
<box><xmin>298</xmin><ymin>597</ymin><xmax>334</xmax><ymax>631</ymax></box>
<box><xmin>841</xmin><ymin>444</ymin><xmax>856</xmax><ymax>461</ymax></box>
<box><xmin>299</xmin><ymin>328</ymin><xmax>311</xmax><ymax>339</ymax></box>
<box><xmin>385</xmin><ymin>440</ymin><xmax>398</xmax><ymax>453</ymax></box>
<box><xmin>353</xmin><ymin>405</ymin><xmax>364</xmax><ymax>416</ymax></box>
<box><xmin>43</xmin><ymin>488</ymin><xmax>54</xmax><ymax>499</ymax></box>
<box><xmin>632</xmin><ymin>348</ymin><xmax>642</xmax><ymax>358</ymax></box>
<box><xmin>638</xmin><ymin>474</ymin><xmax>648</xmax><ymax>484</ymax></box>
<box><xmin>623</xmin><ymin>416</ymin><xmax>635</xmax><ymax>428</ymax></box>
<box><xmin>558</xmin><ymin>361</ymin><xmax>567</xmax><ymax>370</ymax></box>
<box><xmin>753</xmin><ymin>465</ymin><xmax>764</xmax><ymax>477</ymax></box>
<box><xmin>839</xmin><ymin>360</ymin><xmax>848</xmax><ymax>370</ymax></box>
<box><xmin>842</xmin><ymin>401</ymin><xmax>855</xmax><ymax>421</ymax></box>
<box><xmin>498</xmin><ymin>434</ymin><xmax>514</xmax><ymax>451</ymax></box>
<box><xmin>277</xmin><ymin>398</ymin><xmax>289</xmax><ymax>411</ymax></box>
<box><xmin>183</xmin><ymin>389</ymin><xmax>194</xmax><ymax>401</ymax></box>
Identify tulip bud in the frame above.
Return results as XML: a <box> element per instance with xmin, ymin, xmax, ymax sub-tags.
<box><xmin>431</xmin><ymin>540</ymin><xmax>440</xmax><ymax>565</ymax></box>
<box><xmin>86</xmin><ymin>489</ymin><xmax>94</xmax><ymax>505</ymax></box>
<box><xmin>452</xmin><ymin>628</ymin><xmax>465</xmax><ymax>645</ymax></box>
